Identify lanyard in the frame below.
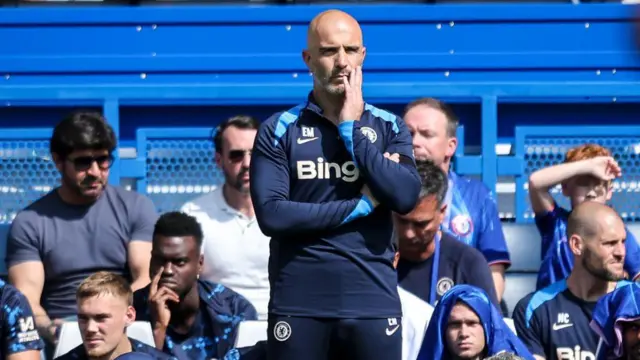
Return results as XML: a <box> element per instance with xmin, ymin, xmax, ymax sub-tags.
<box><xmin>429</xmin><ymin>231</ymin><xmax>442</xmax><ymax>306</ymax></box>
<box><xmin>441</xmin><ymin>177</ymin><xmax>455</xmax><ymax>234</ymax></box>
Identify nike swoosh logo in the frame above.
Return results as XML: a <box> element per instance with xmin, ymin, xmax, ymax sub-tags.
<box><xmin>552</xmin><ymin>323</ymin><xmax>573</xmax><ymax>331</ymax></box>
<box><xmin>385</xmin><ymin>325</ymin><xmax>400</xmax><ymax>336</ymax></box>
<box><xmin>297</xmin><ymin>137</ymin><xmax>318</xmax><ymax>144</ymax></box>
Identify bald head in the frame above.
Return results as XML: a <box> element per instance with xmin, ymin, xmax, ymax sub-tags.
<box><xmin>567</xmin><ymin>202</ymin><xmax>624</xmax><ymax>242</ymax></box>
<box><xmin>303</xmin><ymin>10</ymin><xmax>366</xmax><ymax>96</ymax></box>
<box><xmin>307</xmin><ymin>10</ymin><xmax>363</xmax><ymax>49</ymax></box>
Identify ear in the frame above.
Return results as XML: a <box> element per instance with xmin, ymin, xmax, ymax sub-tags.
<box><xmin>569</xmin><ymin>234</ymin><xmax>584</xmax><ymax>257</ymax></box>
<box><xmin>125</xmin><ymin>306</ymin><xmax>136</xmax><ymax>327</ymax></box>
<box><xmin>302</xmin><ymin>49</ymin><xmax>312</xmax><ymax>71</ymax></box>
<box><xmin>361</xmin><ymin>46</ymin><xmax>367</xmax><ymax>64</ymax></box>
<box><xmin>438</xmin><ymin>203</ymin><xmax>448</xmax><ymax>225</ymax></box>
<box><xmin>215</xmin><ymin>152</ymin><xmax>223</xmax><ymax>169</ymax></box>
<box><xmin>446</xmin><ymin>137</ymin><xmax>458</xmax><ymax>159</ymax></box>
<box><xmin>605</xmin><ymin>181</ymin><xmax>614</xmax><ymax>201</ymax></box>
<box><xmin>52</xmin><ymin>153</ymin><xmax>64</xmax><ymax>173</ymax></box>
<box><xmin>198</xmin><ymin>253</ymin><xmax>204</xmax><ymax>275</ymax></box>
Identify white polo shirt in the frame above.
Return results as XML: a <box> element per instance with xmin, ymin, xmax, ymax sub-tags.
<box><xmin>399</xmin><ymin>286</ymin><xmax>433</xmax><ymax>360</ymax></box>
<box><xmin>181</xmin><ymin>187</ymin><xmax>270</xmax><ymax>320</ymax></box>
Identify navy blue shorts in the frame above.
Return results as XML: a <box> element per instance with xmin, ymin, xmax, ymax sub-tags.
<box><xmin>267</xmin><ymin>315</ymin><xmax>402</xmax><ymax>360</ymax></box>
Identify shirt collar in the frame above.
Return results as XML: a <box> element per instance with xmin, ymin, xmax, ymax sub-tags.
<box><xmin>305</xmin><ymin>91</ymin><xmax>324</xmax><ymax>116</ymax></box>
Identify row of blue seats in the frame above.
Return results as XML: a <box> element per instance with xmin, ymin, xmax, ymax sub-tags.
<box><xmin>1</xmin><ymin>125</ymin><xmax>639</xmax><ymax>224</ymax></box>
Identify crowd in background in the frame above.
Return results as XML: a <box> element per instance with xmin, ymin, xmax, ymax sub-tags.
<box><xmin>0</xmin><ymin>2</ymin><xmax>638</xmax><ymax>359</ymax></box>
<box><xmin>0</xmin><ymin>94</ymin><xmax>636</xmax><ymax>360</ymax></box>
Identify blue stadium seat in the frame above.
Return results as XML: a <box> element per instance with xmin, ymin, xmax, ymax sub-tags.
<box><xmin>503</xmin><ymin>223</ymin><xmax>541</xmax><ymax>273</ymax></box>
<box><xmin>502</xmin><ymin>223</ymin><xmax>541</xmax><ymax>315</ymax></box>
<box><xmin>504</xmin><ymin>273</ymin><xmax>537</xmax><ymax>317</ymax></box>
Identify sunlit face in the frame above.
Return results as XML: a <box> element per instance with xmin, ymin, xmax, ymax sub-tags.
<box><xmin>303</xmin><ymin>17</ymin><xmax>366</xmax><ymax>95</ymax></box>
<box><xmin>445</xmin><ymin>303</ymin><xmax>486</xmax><ymax>360</ymax></box>
<box><xmin>575</xmin><ymin>213</ymin><xmax>626</xmax><ymax>281</ymax></box>
<box><xmin>215</xmin><ymin>126</ymin><xmax>257</xmax><ymax>194</ymax></box>
<box><xmin>404</xmin><ymin>105</ymin><xmax>456</xmax><ymax>167</ymax></box>
<box><xmin>149</xmin><ymin>235</ymin><xmax>203</xmax><ymax>299</ymax></box>
<box><xmin>563</xmin><ymin>175</ymin><xmax>612</xmax><ymax>208</ymax></box>
<box><xmin>54</xmin><ymin>149</ymin><xmax>112</xmax><ymax>201</ymax></box>
<box><xmin>77</xmin><ymin>293</ymin><xmax>134</xmax><ymax>359</ymax></box>
<box><xmin>393</xmin><ymin>196</ymin><xmax>446</xmax><ymax>259</ymax></box>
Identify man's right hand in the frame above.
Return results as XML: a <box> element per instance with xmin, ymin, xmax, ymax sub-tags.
<box><xmin>589</xmin><ymin>156</ymin><xmax>622</xmax><ymax>181</ymax></box>
<box><xmin>361</xmin><ymin>185</ymin><xmax>380</xmax><ymax>208</ymax></box>
<box><xmin>148</xmin><ymin>267</ymin><xmax>180</xmax><ymax>329</ymax></box>
<box><xmin>40</xmin><ymin>318</ymin><xmax>64</xmax><ymax>345</ymax></box>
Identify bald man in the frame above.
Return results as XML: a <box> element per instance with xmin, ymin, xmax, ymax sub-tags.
<box><xmin>513</xmin><ymin>202</ymin><xmax>633</xmax><ymax>360</ymax></box>
<box><xmin>250</xmin><ymin>9</ymin><xmax>421</xmax><ymax>360</ymax></box>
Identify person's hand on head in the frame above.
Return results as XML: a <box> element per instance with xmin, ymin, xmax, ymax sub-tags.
<box><xmin>589</xmin><ymin>156</ymin><xmax>622</xmax><ymax>181</ymax></box>
<box><xmin>339</xmin><ymin>66</ymin><xmax>364</xmax><ymax>123</ymax></box>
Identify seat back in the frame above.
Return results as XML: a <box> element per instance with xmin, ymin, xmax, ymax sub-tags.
<box><xmin>234</xmin><ymin>320</ymin><xmax>268</xmax><ymax>348</ymax></box>
<box><xmin>502</xmin><ymin>223</ymin><xmax>542</xmax><ymax>273</ymax></box>
<box><xmin>503</xmin><ymin>318</ymin><xmax>517</xmax><ymax>335</ymax></box>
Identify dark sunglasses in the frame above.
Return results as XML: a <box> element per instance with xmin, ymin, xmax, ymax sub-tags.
<box><xmin>228</xmin><ymin>149</ymin><xmax>252</xmax><ymax>163</ymax></box>
<box><xmin>66</xmin><ymin>154</ymin><xmax>114</xmax><ymax>171</ymax></box>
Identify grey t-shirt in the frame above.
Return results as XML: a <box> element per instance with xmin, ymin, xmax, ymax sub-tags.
<box><xmin>5</xmin><ymin>185</ymin><xmax>158</xmax><ymax>319</ymax></box>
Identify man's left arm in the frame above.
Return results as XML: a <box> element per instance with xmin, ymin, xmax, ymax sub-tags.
<box><xmin>477</xmin><ymin>190</ymin><xmax>511</xmax><ymax>302</ymax></box>
<box><xmin>623</xmin><ymin>229</ymin><xmax>640</xmax><ymax>282</ymax></box>
<box><xmin>338</xmin><ymin>116</ymin><xmax>421</xmax><ymax>214</ymax></box>
<box><xmin>3</xmin><ymin>286</ymin><xmax>44</xmax><ymax>360</ymax></box>
<box><xmin>128</xmin><ymin>196</ymin><xmax>158</xmax><ymax>291</ymax></box>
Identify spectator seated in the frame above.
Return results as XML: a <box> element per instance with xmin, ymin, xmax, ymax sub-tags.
<box><xmin>53</xmin><ymin>321</ymin><xmax>155</xmax><ymax>359</ymax></box>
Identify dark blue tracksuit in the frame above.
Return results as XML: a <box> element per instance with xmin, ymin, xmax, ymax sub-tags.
<box><xmin>250</xmin><ymin>93</ymin><xmax>421</xmax><ymax>360</ymax></box>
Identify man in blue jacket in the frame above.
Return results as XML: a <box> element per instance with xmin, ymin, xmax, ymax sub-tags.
<box><xmin>250</xmin><ymin>8</ymin><xmax>421</xmax><ymax>360</ymax></box>
<box><xmin>133</xmin><ymin>212</ymin><xmax>257</xmax><ymax>360</ymax></box>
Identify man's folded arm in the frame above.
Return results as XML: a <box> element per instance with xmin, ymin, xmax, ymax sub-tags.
<box><xmin>250</xmin><ymin>120</ymin><xmax>375</xmax><ymax>237</ymax></box>
<box><xmin>338</xmin><ymin>119</ymin><xmax>421</xmax><ymax>214</ymax></box>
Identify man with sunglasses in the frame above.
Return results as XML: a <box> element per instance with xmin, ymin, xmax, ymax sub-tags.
<box><xmin>5</xmin><ymin>111</ymin><xmax>158</xmax><ymax>359</ymax></box>
<box><xmin>181</xmin><ymin>115</ymin><xmax>270</xmax><ymax>320</ymax></box>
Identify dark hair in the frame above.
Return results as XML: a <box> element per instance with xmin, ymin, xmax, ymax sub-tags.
<box><xmin>50</xmin><ymin>111</ymin><xmax>117</xmax><ymax>158</ymax></box>
<box><xmin>416</xmin><ymin>159</ymin><xmax>449</xmax><ymax>206</ymax></box>
<box><xmin>213</xmin><ymin>115</ymin><xmax>261</xmax><ymax>154</ymax></box>
<box><xmin>153</xmin><ymin>212</ymin><xmax>204</xmax><ymax>249</ymax></box>
<box><xmin>404</xmin><ymin>97</ymin><xmax>459</xmax><ymax>138</ymax></box>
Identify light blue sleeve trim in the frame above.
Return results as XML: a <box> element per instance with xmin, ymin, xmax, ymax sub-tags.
<box><xmin>273</xmin><ymin>104</ymin><xmax>305</xmax><ymax>147</ymax></box>
<box><xmin>365</xmin><ymin>103</ymin><xmax>399</xmax><ymax>134</ymax></box>
<box><xmin>340</xmin><ymin>195</ymin><xmax>374</xmax><ymax>225</ymax></box>
<box><xmin>525</xmin><ymin>279</ymin><xmax>568</xmax><ymax>328</ymax></box>
<box><xmin>338</xmin><ymin>121</ymin><xmax>357</xmax><ymax>164</ymax></box>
